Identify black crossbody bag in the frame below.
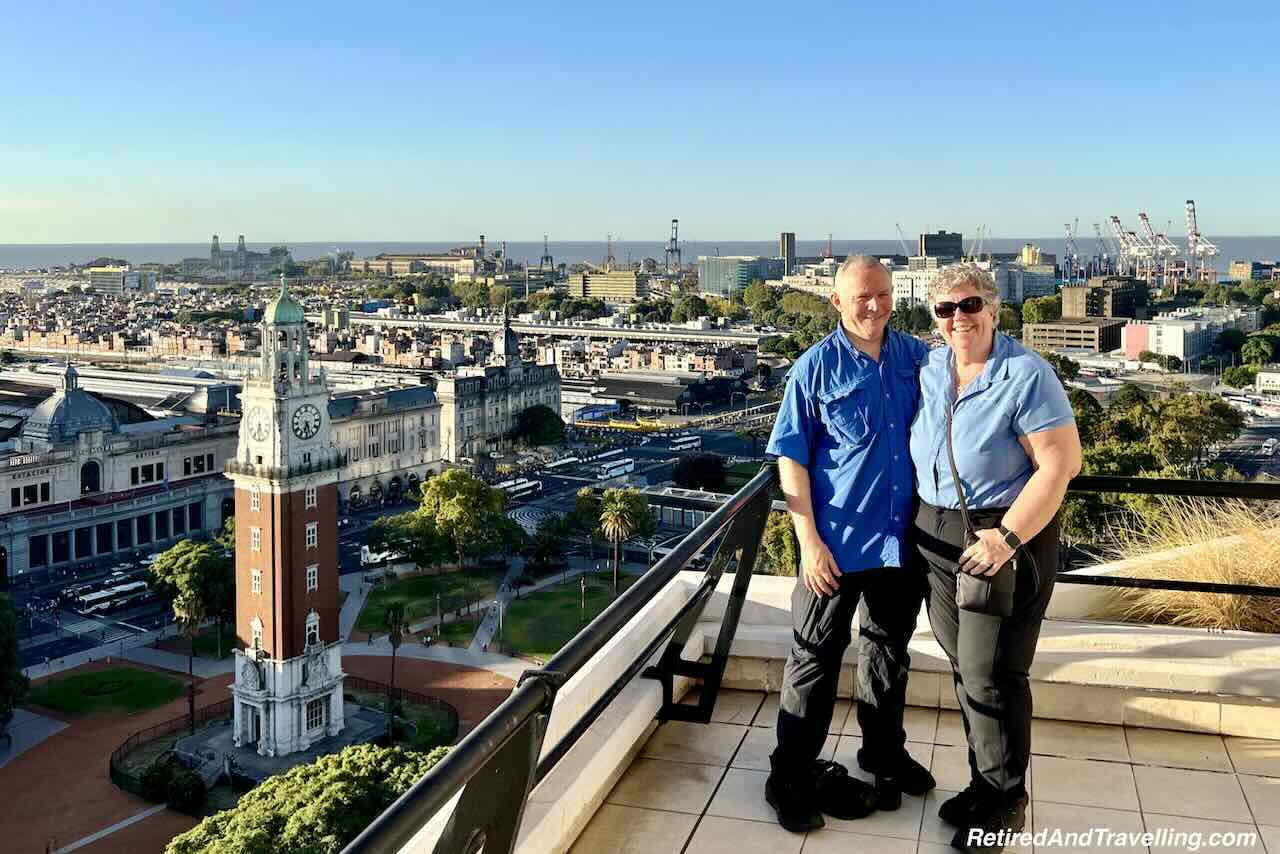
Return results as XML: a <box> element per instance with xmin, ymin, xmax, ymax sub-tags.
<box><xmin>944</xmin><ymin>404</ymin><xmax>1017</xmax><ymax>617</ymax></box>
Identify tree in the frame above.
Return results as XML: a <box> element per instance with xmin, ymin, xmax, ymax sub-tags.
<box><xmin>1221</xmin><ymin>366</ymin><xmax>1258</xmax><ymax>389</ymax></box>
<box><xmin>1021</xmin><ymin>295</ymin><xmax>1061</xmax><ymax>325</ymax></box>
<box><xmin>597</xmin><ymin>488</ymin><xmax>653</xmax><ymax>594</ymax></box>
<box><xmin>760</xmin><ymin>512</ymin><xmax>798</xmax><ymax>577</ymax></box>
<box><xmin>998</xmin><ymin>305</ymin><xmax>1022</xmax><ymax>333</ymax></box>
<box><xmin>489</xmin><ymin>285</ymin><xmax>512</xmax><ymax>308</ymax></box>
<box><xmin>150</xmin><ymin>539</ymin><xmax>234</xmax><ymax>659</ymax></box>
<box><xmin>1038</xmin><ymin>351</ymin><xmax>1080</xmax><ymax>383</ymax></box>
<box><xmin>166</xmin><ymin>744</ymin><xmax>448</xmax><ymax>854</ymax></box>
<box><xmin>526</xmin><ymin>515</ymin><xmax>568</xmax><ymax>574</ymax></box>
<box><xmin>366</xmin><ymin>513</ymin><xmax>450</xmax><ymax>568</ymax></box>
<box><xmin>1149</xmin><ymin>393</ymin><xmax>1245</xmax><ymax>468</ymax></box>
<box><xmin>416</xmin><ymin>469</ymin><xmax>507</xmax><ymax>568</ymax></box>
<box><xmin>672</xmin><ymin>453</ymin><xmax>728</xmax><ymax>492</ymax></box>
<box><xmin>509</xmin><ymin>404</ymin><xmax>565</xmax><ymax>447</ymax></box>
<box><xmin>1218</xmin><ymin>329</ymin><xmax>1247</xmax><ymax>353</ymax></box>
<box><xmin>1109</xmin><ymin>384</ymin><xmax>1148</xmax><ymax>411</ymax></box>
<box><xmin>1242</xmin><ymin>336</ymin><xmax>1275</xmax><ymax>366</ymax></box>
<box><xmin>743</xmin><ymin>280</ymin><xmax>777</xmax><ymax>319</ymax></box>
<box><xmin>0</xmin><ymin>594</ymin><xmax>29</xmax><ymax>746</ymax></box>
<box><xmin>1068</xmin><ymin>388</ymin><xmax>1104</xmax><ymax>446</ymax></box>
<box><xmin>383</xmin><ymin>603</ymin><xmax>407</xmax><ymax>742</ymax></box>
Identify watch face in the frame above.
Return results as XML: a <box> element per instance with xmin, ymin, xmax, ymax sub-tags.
<box><xmin>292</xmin><ymin>404</ymin><xmax>322</xmax><ymax>440</ymax></box>
<box><xmin>246</xmin><ymin>406</ymin><xmax>271</xmax><ymax>442</ymax></box>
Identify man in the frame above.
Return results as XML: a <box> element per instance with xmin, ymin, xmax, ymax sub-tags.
<box><xmin>764</xmin><ymin>255</ymin><xmax>935</xmax><ymax>832</ymax></box>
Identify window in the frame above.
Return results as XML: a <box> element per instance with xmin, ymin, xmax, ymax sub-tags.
<box><xmin>305</xmin><ymin>486</ymin><xmax>316</xmax><ymax>509</ymax></box>
<box><xmin>306</xmin><ymin>564</ymin><xmax>318</xmax><ymax>591</ymax></box>
<box><xmin>192</xmin><ymin>455</ymin><xmax>206</xmax><ymax>474</ymax></box>
<box><xmin>367</xmin><ymin>442</ymin><xmax>380</xmax><ymax>458</ymax></box>
<box><xmin>306</xmin><ymin>697</ymin><xmax>325</xmax><ymax>732</ymax></box>
<box><xmin>10</xmin><ymin>488</ymin><xmax>18</xmax><ymax>508</ymax></box>
<box><xmin>131</xmin><ymin>467</ymin><xmax>140</xmax><ymax>486</ymax></box>
<box><xmin>206</xmin><ymin>452</ymin><xmax>214</xmax><ymax>471</ymax></box>
<box><xmin>23</xmin><ymin>484</ymin><xmax>38</xmax><ymax>505</ymax></box>
<box><xmin>302</xmin><ymin>451</ymin><xmax>311</xmax><ymax>465</ymax></box>
<box><xmin>40</xmin><ymin>482</ymin><xmax>49</xmax><ymax>502</ymax></box>
<box><xmin>136</xmin><ymin>515</ymin><xmax>152</xmax><ymax>544</ymax></box>
<box><xmin>252</xmin><ymin>569</ymin><xmax>262</xmax><ymax>594</ymax></box>
<box><xmin>250</xmin><ymin>487</ymin><xmax>260</xmax><ymax>511</ymax></box>
<box><xmin>251</xmin><ymin>527</ymin><xmax>262</xmax><ymax>552</ymax></box>
<box><xmin>141</xmin><ymin>464</ymin><xmax>154</xmax><ymax>483</ymax></box>
<box><xmin>156</xmin><ymin>462</ymin><xmax>164</xmax><ymax>480</ymax></box>
<box><xmin>305</xmin><ymin>611</ymin><xmax>320</xmax><ymax>647</ymax></box>
<box><xmin>251</xmin><ymin>618</ymin><xmax>263</xmax><ymax>653</ymax></box>
<box><xmin>305</xmin><ymin>522</ymin><xmax>317</xmax><ymax>549</ymax></box>
<box><xmin>183</xmin><ymin>457</ymin><xmax>192</xmax><ymax>476</ymax></box>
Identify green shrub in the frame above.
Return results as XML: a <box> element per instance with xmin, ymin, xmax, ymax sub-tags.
<box><xmin>141</xmin><ymin>757</ymin><xmax>175</xmax><ymax>802</ymax></box>
<box><xmin>167</xmin><ymin>767</ymin><xmax>207</xmax><ymax>814</ymax></box>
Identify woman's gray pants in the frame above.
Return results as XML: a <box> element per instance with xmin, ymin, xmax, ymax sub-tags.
<box><xmin>913</xmin><ymin>502</ymin><xmax>1059</xmax><ymax>796</ymax></box>
<box><xmin>771</xmin><ymin>565</ymin><xmax>928</xmax><ymax>781</ymax></box>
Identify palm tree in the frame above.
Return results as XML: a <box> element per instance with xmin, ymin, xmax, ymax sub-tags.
<box><xmin>598</xmin><ymin>491</ymin><xmax>640</xmax><ymax>596</ymax></box>
<box><xmin>172</xmin><ymin>590</ymin><xmax>205</xmax><ymax>734</ymax></box>
<box><xmin>383</xmin><ymin>603</ymin><xmax>407</xmax><ymax>743</ymax></box>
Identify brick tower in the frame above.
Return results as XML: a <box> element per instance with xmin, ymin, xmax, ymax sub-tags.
<box><xmin>227</xmin><ymin>275</ymin><xmax>345</xmax><ymax>757</ymax></box>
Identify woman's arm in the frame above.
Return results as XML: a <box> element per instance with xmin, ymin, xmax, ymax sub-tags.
<box><xmin>958</xmin><ymin>422</ymin><xmax>1082</xmax><ymax>576</ymax></box>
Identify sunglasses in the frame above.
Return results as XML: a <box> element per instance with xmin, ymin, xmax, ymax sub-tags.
<box><xmin>933</xmin><ymin>296</ymin><xmax>986</xmax><ymax>319</ymax></box>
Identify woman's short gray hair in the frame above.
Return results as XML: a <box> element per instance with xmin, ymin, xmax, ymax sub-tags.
<box><xmin>928</xmin><ymin>263</ymin><xmax>1001</xmax><ymax>311</ymax></box>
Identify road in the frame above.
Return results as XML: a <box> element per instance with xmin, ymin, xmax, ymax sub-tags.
<box><xmin>1212</xmin><ymin>417</ymin><xmax>1280</xmax><ymax>478</ymax></box>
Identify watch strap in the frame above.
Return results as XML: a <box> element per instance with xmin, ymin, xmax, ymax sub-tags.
<box><xmin>998</xmin><ymin>524</ymin><xmax>1022</xmax><ymax>550</ymax></box>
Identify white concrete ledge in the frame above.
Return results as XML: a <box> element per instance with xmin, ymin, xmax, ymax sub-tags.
<box><xmin>693</xmin><ymin>573</ymin><xmax>1280</xmax><ymax>740</ymax></box>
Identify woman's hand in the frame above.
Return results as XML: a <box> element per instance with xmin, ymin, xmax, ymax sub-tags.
<box><xmin>958</xmin><ymin>528</ymin><xmax>1015</xmax><ymax>576</ymax></box>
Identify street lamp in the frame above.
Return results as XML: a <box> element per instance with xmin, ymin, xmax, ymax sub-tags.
<box><xmin>580</xmin><ymin>576</ymin><xmax>587</xmax><ymax>622</ymax></box>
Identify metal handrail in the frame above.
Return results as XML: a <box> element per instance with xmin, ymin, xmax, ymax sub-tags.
<box><xmin>342</xmin><ymin>466</ymin><xmax>779</xmax><ymax>854</ymax></box>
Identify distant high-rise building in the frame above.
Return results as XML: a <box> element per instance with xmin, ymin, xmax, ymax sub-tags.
<box><xmin>565</xmin><ymin>270</ymin><xmax>648</xmax><ymax>302</ymax></box>
<box><xmin>780</xmin><ymin>232</ymin><xmax>796</xmax><ymax>276</ymax></box>
<box><xmin>696</xmin><ymin>256</ymin><xmax>785</xmax><ymax>299</ymax></box>
<box><xmin>919</xmin><ymin>230</ymin><xmax>963</xmax><ymax>259</ymax></box>
<box><xmin>87</xmin><ymin>266</ymin><xmax>157</xmax><ymax>296</ymax></box>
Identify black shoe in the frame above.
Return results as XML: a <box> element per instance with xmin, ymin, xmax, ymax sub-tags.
<box><xmin>812</xmin><ymin>760</ymin><xmax>877</xmax><ymax>820</ymax></box>
<box><xmin>938</xmin><ymin>780</ymin><xmax>987</xmax><ymax>827</ymax></box>
<box><xmin>765</xmin><ymin>774</ymin><xmax>825</xmax><ymax>833</ymax></box>
<box><xmin>950</xmin><ymin>789</ymin><xmax>1028</xmax><ymax>853</ymax></box>
<box><xmin>857</xmin><ymin>746</ymin><xmax>937</xmax><ymax>807</ymax></box>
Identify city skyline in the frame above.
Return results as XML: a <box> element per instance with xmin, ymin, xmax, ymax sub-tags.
<box><xmin>2</xmin><ymin>1</ymin><xmax>1277</xmax><ymax>242</ymax></box>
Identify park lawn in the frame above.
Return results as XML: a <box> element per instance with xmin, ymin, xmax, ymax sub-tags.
<box><xmin>435</xmin><ymin>619</ymin><xmax>479</xmax><ymax>646</ymax></box>
<box><xmin>725</xmin><ymin>461</ymin><xmax>760</xmax><ymax>491</ymax></box>
<box><xmin>347</xmin><ymin>689</ymin><xmax>458</xmax><ymax>751</ymax></box>
<box><xmin>355</xmin><ymin>569</ymin><xmax>505</xmax><ymax>633</ymax></box>
<box><xmin>27</xmin><ymin>666</ymin><xmax>185</xmax><ymax>716</ymax></box>
<box><xmin>499</xmin><ymin>575</ymin><xmax>638</xmax><ymax>661</ymax></box>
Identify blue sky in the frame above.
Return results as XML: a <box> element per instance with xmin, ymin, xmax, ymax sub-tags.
<box><xmin>1</xmin><ymin>0</ymin><xmax>1276</xmax><ymax>243</ymax></box>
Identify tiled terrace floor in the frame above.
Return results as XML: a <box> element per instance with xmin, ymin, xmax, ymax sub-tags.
<box><xmin>571</xmin><ymin>690</ymin><xmax>1280</xmax><ymax>854</ymax></box>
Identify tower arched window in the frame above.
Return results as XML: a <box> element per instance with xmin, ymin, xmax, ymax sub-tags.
<box><xmin>305</xmin><ymin>611</ymin><xmax>320</xmax><ymax>648</ymax></box>
<box><xmin>80</xmin><ymin>460</ymin><xmax>101</xmax><ymax>494</ymax></box>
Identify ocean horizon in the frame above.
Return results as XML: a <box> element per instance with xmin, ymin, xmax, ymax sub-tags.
<box><xmin>3</xmin><ymin>237</ymin><xmax>1279</xmax><ymax>273</ymax></box>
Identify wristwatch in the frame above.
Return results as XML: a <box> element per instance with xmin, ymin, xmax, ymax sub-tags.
<box><xmin>997</xmin><ymin>524</ymin><xmax>1022</xmax><ymax>550</ymax></box>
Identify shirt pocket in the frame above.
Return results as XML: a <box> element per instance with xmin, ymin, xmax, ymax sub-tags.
<box><xmin>895</xmin><ymin>366</ymin><xmax>920</xmax><ymax>416</ymax></box>
<box><xmin>818</xmin><ymin>379</ymin><xmax>871</xmax><ymax>447</ymax></box>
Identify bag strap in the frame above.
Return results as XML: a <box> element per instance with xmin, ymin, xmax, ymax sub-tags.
<box><xmin>944</xmin><ymin>400</ymin><xmax>975</xmax><ymax>538</ymax></box>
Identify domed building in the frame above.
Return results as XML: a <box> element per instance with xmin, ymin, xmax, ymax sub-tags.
<box><xmin>21</xmin><ymin>364</ymin><xmax>121</xmax><ymax>451</ymax></box>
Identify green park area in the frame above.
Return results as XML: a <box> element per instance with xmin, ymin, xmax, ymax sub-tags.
<box><xmin>354</xmin><ymin>569</ymin><xmax>506</xmax><ymax>634</ymax></box>
<box><xmin>27</xmin><ymin>666</ymin><xmax>185</xmax><ymax>715</ymax></box>
<box><xmin>346</xmin><ymin>689</ymin><xmax>457</xmax><ymax>752</ymax></box>
<box><xmin>725</xmin><ymin>461</ymin><xmax>760</xmax><ymax>491</ymax></box>
<box><xmin>498</xmin><ymin>575</ymin><xmax>638</xmax><ymax>661</ymax></box>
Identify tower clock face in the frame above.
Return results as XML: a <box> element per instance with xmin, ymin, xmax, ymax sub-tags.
<box><xmin>246</xmin><ymin>406</ymin><xmax>271</xmax><ymax>442</ymax></box>
<box><xmin>292</xmin><ymin>404</ymin><xmax>322</xmax><ymax>440</ymax></box>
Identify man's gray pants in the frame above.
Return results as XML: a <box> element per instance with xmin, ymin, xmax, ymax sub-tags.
<box><xmin>914</xmin><ymin>502</ymin><xmax>1058</xmax><ymax>796</ymax></box>
<box><xmin>771</xmin><ymin>565</ymin><xmax>928</xmax><ymax>781</ymax></box>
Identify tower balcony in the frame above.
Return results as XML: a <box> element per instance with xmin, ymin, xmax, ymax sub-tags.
<box><xmin>224</xmin><ymin>450</ymin><xmax>347</xmax><ymax>481</ymax></box>
<box><xmin>341</xmin><ymin>467</ymin><xmax>1280</xmax><ymax>854</ymax></box>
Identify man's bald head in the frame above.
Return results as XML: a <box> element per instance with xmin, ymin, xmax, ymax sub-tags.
<box><xmin>830</xmin><ymin>254</ymin><xmax>892</xmax><ymax>345</ymax></box>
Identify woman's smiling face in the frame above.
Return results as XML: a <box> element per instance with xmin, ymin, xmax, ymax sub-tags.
<box><xmin>937</xmin><ymin>285</ymin><xmax>996</xmax><ymax>355</ymax></box>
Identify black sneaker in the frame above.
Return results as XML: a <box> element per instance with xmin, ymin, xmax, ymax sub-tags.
<box><xmin>765</xmin><ymin>774</ymin><xmax>825</xmax><ymax>833</ymax></box>
<box><xmin>938</xmin><ymin>780</ymin><xmax>987</xmax><ymax>826</ymax></box>
<box><xmin>857</xmin><ymin>746</ymin><xmax>937</xmax><ymax>810</ymax></box>
<box><xmin>812</xmin><ymin>760</ymin><xmax>877</xmax><ymax>820</ymax></box>
<box><xmin>950</xmin><ymin>789</ymin><xmax>1028</xmax><ymax>853</ymax></box>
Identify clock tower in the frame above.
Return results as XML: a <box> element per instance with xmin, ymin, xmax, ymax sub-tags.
<box><xmin>226</xmin><ymin>275</ymin><xmax>346</xmax><ymax>756</ymax></box>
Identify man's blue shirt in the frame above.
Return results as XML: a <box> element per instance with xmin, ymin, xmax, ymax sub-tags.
<box><xmin>766</xmin><ymin>326</ymin><xmax>928</xmax><ymax>573</ymax></box>
<box><xmin>910</xmin><ymin>332</ymin><xmax>1075</xmax><ymax>510</ymax></box>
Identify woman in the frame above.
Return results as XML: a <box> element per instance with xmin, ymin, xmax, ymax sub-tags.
<box><xmin>908</xmin><ymin>265</ymin><xmax>1082</xmax><ymax>851</ymax></box>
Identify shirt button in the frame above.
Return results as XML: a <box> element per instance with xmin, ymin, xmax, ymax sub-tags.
<box><xmin>889</xmin><ymin>422</ymin><xmax>895</xmax><ymax>428</ymax></box>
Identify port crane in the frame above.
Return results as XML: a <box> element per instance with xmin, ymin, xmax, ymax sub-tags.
<box><xmin>894</xmin><ymin>223</ymin><xmax>913</xmax><ymax>258</ymax></box>
<box><xmin>1063</xmin><ymin>220</ymin><xmax>1080</xmax><ymax>283</ymax></box>
<box><xmin>1185</xmin><ymin>199</ymin><xmax>1219</xmax><ymax>282</ymax></box>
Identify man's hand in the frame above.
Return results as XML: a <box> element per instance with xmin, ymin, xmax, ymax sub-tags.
<box><xmin>958</xmin><ymin>528</ymin><xmax>1016</xmax><ymax>577</ymax></box>
<box><xmin>799</xmin><ymin>535</ymin><xmax>842</xmax><ymax>596</ymax></box>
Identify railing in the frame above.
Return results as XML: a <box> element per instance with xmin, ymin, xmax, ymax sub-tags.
<box><xmin>342</xmin><ymin>464</ymin><xmax>777</xmax><ymax>854</ymax></box>
<box><xmin>224</xmin><ymin>451</ymin><xmax>347</xmax><ymax>480</ymax></box>
<box><xmin>108</xmin><ymin>698</ymin><xmax>234</xmax><ymax>796</ymax></box>
<box><xmin>343</xmin><ymin>466</ymin><xmax>1280</xmax><ymax>854</ymax></box>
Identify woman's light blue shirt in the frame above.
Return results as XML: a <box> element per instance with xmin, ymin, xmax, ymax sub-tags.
<box><xmin>909</xmin><ymin>332</ymin><xmax>1074</xmax><ymax>510</ymax></box>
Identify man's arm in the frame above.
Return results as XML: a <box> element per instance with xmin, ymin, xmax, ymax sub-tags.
<box><xmin>778</xmin><ymin>456</ymin><xmax>841</xmax><ymax>596</ymax></box>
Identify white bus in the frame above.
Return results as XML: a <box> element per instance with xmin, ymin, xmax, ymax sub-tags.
<box><xmin>593</xmin><ymin>449</ymin><xmax>625</xmax><ymax>463</ymax></box>
<box><xmin>1263</xmin><ymin>438</ymin><xmax>1278</xmax><ymax>457</ymax></box>
<box><xmin>501</xmin><ymin>478</ymin><xmax>543</xmax><ymax>501</ymax></box>
<box><xmin>670</xmin><ymin>434</ymin><xmax>702</xmax><ymax>452</ymax></box>
<box><xmin>599</xmin><ymin>458</ymin><xmax>635</xmax><ymax>478</ymax></box>
<box><xmin>544</xmin><ymin>456</ymin><xmax>580</xmax><ymax>471</ymax></box>
<box><xmin>76</xmin><ymin>581</ymin><xmax>149</xmax><ymax>613</ymax></box>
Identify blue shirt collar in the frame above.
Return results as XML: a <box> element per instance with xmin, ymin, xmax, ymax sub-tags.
<box><xmin>834</xmin><ymin>323</ymin><xmax>888</xmax><ymax>368</ymax></box>
<box><xmin>947</xmin><ymin>331</ymin><xmax>1013</xmax><ymax>402</ymax></box>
